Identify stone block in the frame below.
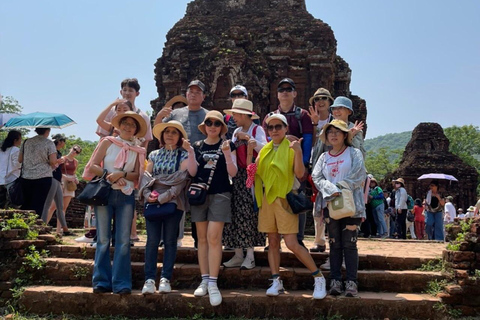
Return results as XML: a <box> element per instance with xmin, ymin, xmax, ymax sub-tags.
<box><xmin>454</xmin><ymin>269</ymin><xmax>469</xmax><ymax>279</ymax></box>
<box><xmin>445</xmin><ymin>284</ymin><xmax>463</xmax><ymax>295</ymax></box>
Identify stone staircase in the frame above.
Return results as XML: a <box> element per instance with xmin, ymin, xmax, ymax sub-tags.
<box><xmin>17</xmin><ymin>241</ymin><xmax>447</xmax><ymax>319</ymax></box>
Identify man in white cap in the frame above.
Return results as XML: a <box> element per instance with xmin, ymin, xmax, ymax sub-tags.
<box><xmin>224</xmin><ymin>84</ymin><xmax>252</xmax><ymax>139</ymax></box>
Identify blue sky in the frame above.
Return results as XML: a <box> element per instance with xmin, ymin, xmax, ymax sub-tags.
<box><xmin>1</xmin><ymin>0</ymin><xmax>479</xmax><ymax>142</ymax></box>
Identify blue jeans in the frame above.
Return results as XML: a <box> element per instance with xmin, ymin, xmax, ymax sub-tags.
<box><xmin>372</xmin><ymin>204</ymin><xmax>387</xmax><ymax>236</ymax></box>
<box><xmin>426</xmin><ymin>211</ymin><xmax>444</xmax><ymax>240</ymax></box>
<box><xmin>325</xmin><ymin>209</ymin><xmax>362</xmax><ymax>282</ymax></box>
<box><xmin>144</xmin><ymin>209</ymin><xmax>183</xmax><ymax>281</ymax></box>
<box><xmin>92</xmin><ymin>190</ymin><xmax>134</xmax><ymax>293</ymax></box>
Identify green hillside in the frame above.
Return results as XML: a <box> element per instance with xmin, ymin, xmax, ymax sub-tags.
<box><xmin>364</xmin><ymin>131</ymin><xmax>412</xmax><ymax>153</ymax></box>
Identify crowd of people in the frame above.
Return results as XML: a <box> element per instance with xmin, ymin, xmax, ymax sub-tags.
<box><xmin>1</xmin><ymin>77</ymin><xmax>479</xmax><ymax>307</ymax></box>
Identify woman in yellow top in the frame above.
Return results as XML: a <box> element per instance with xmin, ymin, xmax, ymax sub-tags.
<box><xmin>254</xmin><ymin>114</ymin><xmax>326</xmax><ymax>299</ymax></box>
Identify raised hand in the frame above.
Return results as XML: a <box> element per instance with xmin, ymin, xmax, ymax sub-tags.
<box><xmin>289</xmin><ymin>137</ymin><xmax>303</xmax><ymax>152</ymax></box>
<box><xmin>158</xmin><ymin>106</ymin><xmax>172</xmax><ymax>119</ymax></box>
<box><xmin>308</xmin><ymin>105</ymin><xmax>320</xmax><ymax>124</ymax></box>
<box><xmin>350</xmin><ymin>120</ymin><xmax>364</xmax><ymax>136</ymax></box>
<box><xmin>221</xmin><ymin>140</ymin><xmax>231</xmax><ymax>153</ymax></box>
<box><xmin>182</xmin><ymin>138</ymin><xmax>192</xmax><ymax>151</ymax></box>
<box><xmin>236</xmin><ymin>131</ymin><xmax>250</xmax><ymax>141</ymax></box>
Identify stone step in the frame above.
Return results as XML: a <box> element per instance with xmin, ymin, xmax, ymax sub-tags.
<box><xmin>45</xmin><ymin>245</ymin><xmax>434</xmax><ymax>270</ymax></box>
<box><xmin>40</xmin><ymin>258</ymin><xmax>444</xmax><ymax>293</ymax></box>
<box><xmin>20</xmin><ymin>285</ymin><xmax>443</xmax><ymax>320</ymax></box>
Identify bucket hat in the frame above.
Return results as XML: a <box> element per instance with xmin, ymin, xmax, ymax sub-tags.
<box><xmin>111</xmin><ymin>111</ymin><xmax>147</xmax><ymax>138</ymax></box>
<box><xmin>223</xmin><ymin>99</ymin><xmax>259</xmax><ymax>119</ymax></box>
<box><xmin>163</xmin><ymin>95</ymin><xmax>188</xmax><ymax>109</ymax></box>
<box><xmin>330</xmin><ymin>96</ymin><xmax>354</xmax><ymax>115</ymax></box>
<box><xmin>394</xmin><ymin>178</ymin><xmax>405</xmax><ymax>188</ymax></box>
<box><xmin>318</xmin><ymin>119</ymin><xmax>353</xmax><ymax>146</ymax></box>
<box><xmin>153</xmin><ymin>120</ymin><xmax>188</xmax><ymax>143</ymax></box>
<box><xmin>198</xmin><ymin>110</ymin><xmax>228</xmax><ymax>136</ymax></box>
<box><xmin>309</xmin><ymin>88</ymin><xmax>334</xmax><ymax>105</ymax></box>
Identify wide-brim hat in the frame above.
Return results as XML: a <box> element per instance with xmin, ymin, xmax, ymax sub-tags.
<box><xmin>111</xmin><ymin>111</ymin><xmax>147</xmax><ymax>138</ymax></box>
<box><xmin>446</xmin><ymin>196</ymin><xmax>454</xmax><ymax>201</ymax></box>
<box><xmin>370</xmin><ymin>177</ymin><xmax>378</xmax><ymax>185</ymax></box>
<box><xmin>394</xmin><ymin>178</ymin><xmax>405</xmax><ymax>187</ymax></box>
<box><xmin>309</xmin><ymin>88</ymin><xmax>334</xmax><ymax>105</ymax></box>
<box><xmin>318</xmin><ymin>119</ymin><xmax>353</xmax><ymax>146</ymax></box>
<box><xmin>198</xmin><ymin>110</ymin><xmax>228</xmax><ymax>136</ymax></box>
<box><xmin>330</xmin><ymin>96</ymin><xmax>354</xmax><ymax>115</ymax></box>
<box><xmin>164</xmin><ymin>95</ymin><xmax>187</xmax><ymax>109</ymax></box>
<box><xmin>153</xmin><ymin>120</ymin><xmax>188</xmax><ymax>142</ymax></box>
<box><xmin>223</xmin><ymin>99</ymin><xmax>259</xmax><ymax>120</ymax></box>
<box><xmin>467</xmin><ymin>206</ymin><xmax>475</xmax><ymax>212</ymax></box>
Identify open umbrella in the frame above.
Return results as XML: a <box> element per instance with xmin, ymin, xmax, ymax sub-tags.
<box><xmin>0</xmin><ymin>112</ymin><xmax>21</xmax><ymax>127</ymax></box>
<box><xmin>417</xmin><ymin>173</ymin><xmax>458</xmax><ymax>182</ymax></box>
<box><xmin>4</xmin><ymin>112</ymin><xmax>76</xmax><ymax>129</ymax></box>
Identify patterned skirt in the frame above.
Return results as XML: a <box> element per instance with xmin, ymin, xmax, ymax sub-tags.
<box><xmin>222</xmin><ymin>168</ymin><xmax>266</xmax><ymax>248</ymax></box>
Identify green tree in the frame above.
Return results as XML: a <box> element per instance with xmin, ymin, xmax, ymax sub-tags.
<box><xmin>62</xmin><ymin>136</ymin><xmax>98</xmax><ymax>180</ymax></box>
<box><xmin>365</xmin><ymin>147</ymin><xmax>403</xmax><ymax>180</ymax></box>
<box><xmin>0</xmin><ymin>95</ymin><xmax>29</xmax><ymax>141</ymax></box>
<box><xmin>444</xmin><ymin>125</ymin><xmax>480</xmax><ymax>169</ymax></box>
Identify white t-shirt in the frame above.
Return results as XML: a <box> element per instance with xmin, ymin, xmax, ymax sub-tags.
<box><xmin>103</xmin><ymin>137</ymin><xmax>138</xmax><ymax>191</ymax></box>
<box><xmin>317</xmin><ymin>118</ymin><xmax>329</xmax><ymax>131</ymax></box>
<box><xmin>0</xmin><ymin>146</ymin><xmax>21</xmax><ymax>185</ymax></box>
<box><xmin>321</xmin><ymin>147</ymin><xmax>352</xmax><ymax>185</ymax></box>
<box><xmin>444</xmin><ymin>202</ymin><xmax>456</xmax><ymax>222</ymax></box>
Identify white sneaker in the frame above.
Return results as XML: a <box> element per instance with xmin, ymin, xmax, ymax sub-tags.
<box><xmin>75</xmin><ymin>235</ymin><xmax>94</xmax><ymax>243</ymax></box>
<box><xmin>266</xmin><ymin>278</ymin><xmax>284</xmax><ymax>296</ymax></box>
<box><xmin>142</xmin><ymin>279</ymin><xmax>156</xmax><ymax>295</ymax></box>
<box><xmin>158</xmin><ymin>277</ymin><xmax>171</xmax><ymax>293</ymax></box>
<box><xmin>194</xmin><ymin>280</ymin><xmax>208</xmax><ymax>297</ymax></box>
<box><xmin>208</xmin><ymin>285</ymin><xmax>222</xmax><ymax>306</ymax></box>
<box><xmin>177</xmin><ymin>240</ymin><xmax>183</xmax><ymax>247</ymax></box>
<box><xmin>320</xmin><ymin>258</ymin><xmax>346</xmax><ymax>270</ymax></box>
<box><xmin>223</xmin><ymin>255</ymin><xmax>244</xmax><ymax>268</ymax></box>
<box><xmin>240</xmin><ymin>257</ymin><xmax>256</xmax><ymax>270</ymax></box>
<box><xmin>90</xmin><ymin>242</ymin><xmax>97</xmax><ymax>248</ymax></box>
<box><xmin>313</xmin><ymin>276</ymin><xmax>327</xmax><ymax>299</ymax></box>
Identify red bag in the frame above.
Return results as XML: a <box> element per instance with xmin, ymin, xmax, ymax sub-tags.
<box><xmin>236</xmin><ymin>126</ymin><xmax>258</xmax><ymax>169</ymax></box>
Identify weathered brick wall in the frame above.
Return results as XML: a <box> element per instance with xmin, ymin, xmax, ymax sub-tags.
<box><xmin>440</xmin><ymin>217</ymin><xmax>480</xmax><ymax>316</ymax></box>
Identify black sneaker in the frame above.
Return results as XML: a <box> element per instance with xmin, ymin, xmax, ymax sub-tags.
<box><xmin>93</xmin><ymin>286</ymin><xmax>111</xmax><ymax>294</ymax></box>
<box><xmin>309</xmin><ymin>245</ymin><xmax>326</xmax><ymax>253</ymax></box>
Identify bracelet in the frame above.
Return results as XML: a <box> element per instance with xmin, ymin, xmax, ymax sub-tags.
<box><xmin>312</xmin><ymin>122</ymin><xmax>318</xmax><ymax>126</ymax></box>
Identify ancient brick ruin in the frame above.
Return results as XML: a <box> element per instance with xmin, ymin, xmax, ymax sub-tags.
<box><xmin>150</xmin><ymin>0</ymin><xmax>367</xmax><ymax>132</ymax></box>
<box><xmin>385</xmin><ymin>122</ymin><xmax>478</xmax><ymax>209</ymax></box>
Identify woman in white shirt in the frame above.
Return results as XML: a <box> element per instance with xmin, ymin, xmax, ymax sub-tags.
<box><xmin>0</xmin><ymin>130</ymin><xmax>22</xmax><ymax>208</ymax></box>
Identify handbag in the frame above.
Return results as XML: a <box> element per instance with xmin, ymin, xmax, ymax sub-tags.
<box><xmin>327</xmin><ymin>181</ymin><xmax>356</xmax><ymax>220</ymax></box>
<box><xmin>144</xmin><ymin>202</ymin><xmax>177</xmax><ymax>221</ymax></box>
<box><xmin>287</xmin><ymin>190</ymin><xmax>312</xmax><ymax>214</ymax></box>
<box><xmin>407</xmin><ymin>211</ymin><xmax>415</xmax><ymax>222</ymax></box>
<box><xmin>63</xmin><ymin>160</ymin><xmax>77</xmax><ymax>191</ymax></box>
<box><xmin>187</xmin><ymin>141</ymin><xmax>223</xmax><ymax>206</ymax></box>
<box><xmin>8</xmin><ymin>141</ymin><xmax>26</xmax><ymax>206</ymax></box>
<box><xmin>77</xmin><ymin>169</ymin><xmax>111</xmax><ymax>206</ymax></box>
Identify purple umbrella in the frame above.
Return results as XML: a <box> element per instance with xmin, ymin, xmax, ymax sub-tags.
<box><xmin>417</xmin><ymin>173</ymin><xmax>458</xmax><ymax>182</ymax></box>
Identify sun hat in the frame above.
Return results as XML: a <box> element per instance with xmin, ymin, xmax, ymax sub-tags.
<box><xmin>394</xmin><ymin>178</ymin><xmax>405</xmax><ymax>187</ymax></box>
<box><xmin>188</xmin><ymin>80</ymin><xmax>206</xmax><ymax>93</ymax></box>
<box><xmin>309</xmin><ymin>88</ymin><xmax>334</xmax><ymax>105</ymax></box>
<box><xmin>458</xmin><ymin>208</ymin><xmax>463</xmax><ymax>212</ymax></box>
<box><xmin>111</xmin><ymin>111</ymin><xmax>147</xmax><ymax>138</ymax></box>
<box><xmin>223</xmin><ymin>99</ymin><xmax>259</xmax><ymax>120</ymax></box>
<box><xmin>370</xmin><ymin>177</ymin><xmax>378</xmax><ymax>185</ymax></box>
<box><xmin>198</xmin><ymin>110</ymin><xmax>228</xmax><ymax>136</ymax></box>
<box><xmin>467</xmin><ymin>206</ymin><xmax>475</xmax><ymax>212</ymax></box>
<box><xmin>163</xmin><ymin>95</ymin><xmax>188</xmax><ymax>109</ymax></box>
<box><xmin>330</xmin><ymin>96</ymin><xmax>354</xmax><ymax>115</ymax></box>
<box><xmin>446</xmin><ymin>196</ymin><xmax>454</xmax><ymax>201</ymax></box>
<box><xmin>229</xmin><ymin>85</ymin><xmax>248</xmax><ymax>97</ymax></box>
<box><xmin>318</xmin><ymin>119</ymin><xmax>353</xmax><ymax>146</ymax></box>
<box><xmin>153</xmin><ymin>120</ymin><xmax>188</xmax><ymax>142</ymax></box>
<box><xmin>265</xmin><ymin>113</ymin><xmax>288</xmax><ymax>126</ymax></box>
<box><xmin>277</xmin><ymin>78</ymin><xmax>296</xmax><ymax>89</ymax></box>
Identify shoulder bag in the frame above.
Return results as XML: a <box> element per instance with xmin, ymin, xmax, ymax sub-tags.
<box><xmin>327</xmin><ymin>180</ymin><xmax>356</xmax><ymax>220</ymax></box>
<box><xmin>187</xmin><ymin>140</ymin><xmax>223</xmax><ymax>206</ymax></box>
<box><xmin>63</xmin><ymin>159</ymin><xmax>78</xmax><ymax>191</ymax></box>
<box><xmin>77</xmin><ymin>169</ymin><xmax>111</xmax><ymax>206</ymax></box>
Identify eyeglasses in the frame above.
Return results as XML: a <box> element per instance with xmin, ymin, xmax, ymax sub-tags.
<box><xmin>267</xmin><ymin>124</ymin><xmax>285</xmax><ymax>131</ymax></box>
<box><xmin>314</xmin><ymin>96</ymin><xmax>329</xmax><ymax>102</ymax></box>
<box><xmin>326</xmin><ymin>130</ymin><xmax>343</xmax><ymax>136</ymax></box>
<box><xmin>205</xmin><ymin>119</ymin><xmax>223</xmax><ymax>127</ymax></box>
<box><xmin>277</xmin><ymin>87</ymin><xmax>294</xmax><ymax>93</ymax></box>
<box><xmin>230</xmin><ymin>92</ymin><xmax>246</xmax><ymax>98</ymax></box>
<box><xmin>121</xmin><ymin>121</ymin><xmax>137</xmax><ymax>128</ymax></box>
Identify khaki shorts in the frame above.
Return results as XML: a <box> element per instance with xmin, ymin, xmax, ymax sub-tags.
<box><xmin>191</xmin><ymin>192</ymin><xmax>232</xmax><ymax>223</ymax></box>
<box><xmin>258</xmin><ymin>195</ymin><xmax>298</xmax><ymax>234</ymax></box>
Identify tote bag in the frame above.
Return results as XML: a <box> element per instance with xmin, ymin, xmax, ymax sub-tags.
<box><xmin>327</xmin><ymin>181</ymin><xmax>356</xmax><ymax>220</ymax></box>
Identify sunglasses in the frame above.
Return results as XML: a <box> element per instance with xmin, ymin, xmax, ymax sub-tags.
<box><xmin>314</xmin><ymin>96</ymin><xmax>329</xmax><ymax>102</ymax></box>
<box><xmin>230</xmin><ymin>93</ymin><xmax>246</xmax><ymax>98</ymax></box>
<box><xmin>277</xmin><ymin>87</ymin><xmax>294</xmax><ymax>93</ymax></box>
<box><xmin>73</xmin><ymin>148</ymin><xmax>81</xmax><ymax>154</ymax></box>
<box><xmin>205</xmin><ymin>119</ymin><xmax>223</xmax><ymax>128</ymax></box>
<box><xmin>267</xmin><ymin>124</ymin><xmax>285</xmax><ymax>131</ymax></box>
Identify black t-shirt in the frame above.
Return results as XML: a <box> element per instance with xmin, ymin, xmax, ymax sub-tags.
<box><xmin>193</xmin><ymin>139</ymin><xmax>236</xmax><ymax>194</ymax></box>
<box><xmin>53</xmin><ymin>150</ymin><xmax>62</xmax><ymax>182</ymax></box>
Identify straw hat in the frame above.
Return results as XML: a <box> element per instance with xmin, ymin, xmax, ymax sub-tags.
<box><xmin>153</xmin><ymin>120</ymin><xmax>188</xmax><ymax>142</ymax></box>
<box><xmin>318</xmin><ymin>119</ymin><xmax>353</xmax><ymax>146</ymax></box>
<box><xmin>198</xmin><ymin>110</ymin><xmax>228</xmax><ymax>136</ymax></box>
<box><xmin>223</xmin><ymin>99</ymin><xmax>259</xmax><ymax>119</ymax></box>
<box><xmin>111</xmin><ymin>111</ymin><xmax>147</xmax><ymax>138</ymax></box>
<box><xmin>467</xmin><ymin>206</ymin><xmax>475</xmax><ymax>212</ymax></box>
<box><xmin>309</xmin><ymin>88</ymin><xmax>334</xmax><ymax>105</ymax></box>
<box><xmin>163</xmin><ymin>95</ymin><xmax>187</xmax><ymax>109</ymax></box>
<box><xmin>394</xmin><ymin>178</ymin><xmax>405</xmax><ymax>187</ymax></box>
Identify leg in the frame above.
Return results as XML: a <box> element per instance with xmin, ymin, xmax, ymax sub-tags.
<box><xmin>178</xmin><ymin>211</ymin><xmax>186</xmax><ymax>241</ymax></box>
<box><xmin>296</xmin><ymin>212</ymin><xmax>306</xmax><ymax>244</ymax></box>
<box><xmin>111</xmin><ymin>191</ymin><xmax>134</xmax><ymax>293</ymax></box>
<box><xmin>434</xmin><ymin>212</ymin><xmax>444</xmax><ymax>241</ymax></box>
<box><xmin>342</xmin><ymin>218</ymin><xmax>362</xmax><ymax>282</ymax></box>
<box><xmin>284</xmin><ymin>233</ymin><xmax>318</xmax><ymax>272</ymax></box>
<box><xmin>50</xmin><ymin>180</ymin><xmax>67</xmax><ymax>231</ymax></box>
<box><xmin>161</xmin><ymin>210</ymin><xmax>183</xmax><ymax>280</ymax></box>
<box><xmin>92</xmin><ymin>200</ymin><xmax>113</xmax><ymax>290</ymax></box>
<box><xmin>267</xmin><ymin>232</ymin><xmax>281</xmax><ymax>275</ymax></box>
<box><xmin>206</xmin><ymin>221</ymin><xmax>225</xmax><ymax>278</ymax></box>
<box><xmin>63</xmin><ymin>196</ymin><xmax>73</xmax><ymax>214</ymax></box>
<box><xmin>144</xmin><ymin>219</ymin><xmax>163</xmax><ymax>281</ymax></box>
<box><xmin>195</xmin><ymin>221</ymin><xmax>209</xmax><ymax>275</ymax></box>
<box><xmin>425</xmin><ymin>211</ymin><xmax>435</xmax><ymax>240</ymax></box>
<box><xmin>374</xmin><ymin>205</ymin><xmax>387</xmax><ymax>236</ymax></box>
<box><xmin>41</xmin><ymin>178</ymin><xmax>57</xmax><ymax>223</ymax></box>
<box><xmin>130</xmin><ymin>210</ymin><xmax>138</xmax><ymax>240</ymax></box>
<box><xmin>325</xmin><ymin>215</ymin><xmax>343</xmax><ymax>281</ymax></box>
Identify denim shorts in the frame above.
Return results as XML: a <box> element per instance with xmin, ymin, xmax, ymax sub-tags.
<box><xmin>191</xmin><ymin>192</ymin><xmax>232</xmax><ymax>223</ymax></box>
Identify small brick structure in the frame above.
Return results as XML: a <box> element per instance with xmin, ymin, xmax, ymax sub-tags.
<box><xmin>440</xmin><ymin>217</ymin><xmax>480</xmax><ymax>316</ymax></box>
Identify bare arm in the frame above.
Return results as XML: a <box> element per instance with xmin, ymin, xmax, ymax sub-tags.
<box><xmin>96</xmin><ymin>100</ymin><xmax>122</xmax><ymax>132</ymax></box>
<box><xmin>180</xmin><ymin>139</ymin><xmax>198</xmax><ymax>177</ymax></box>
<box><xmin>290</xmin><ymin>138</ymin><xmax>305</xmax><ymax>179</ymax></box>
<box><xmin>153</xmin><ymin>106</ymin><xmax>173</xmax><ymax>125</ymax></box>
<box><xmin>222</xmin><ymin>140</ymin><xmax>237</xmax><ymax>178</ymax></box>
<box><xmin>89</xmin><ymin>140</ymin><xmax>112</xmax><ymax>178</ymax></box>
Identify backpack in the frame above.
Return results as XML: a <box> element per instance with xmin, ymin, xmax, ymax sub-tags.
<box><xmin>406</xmin><ymin>195</ymin><xmax>415</xmax><ymax>210</ymax></box>
<box><xmin>267</xmin><ymin>106</ymin><xmax>303</xmax><ymax>135</ymax></box>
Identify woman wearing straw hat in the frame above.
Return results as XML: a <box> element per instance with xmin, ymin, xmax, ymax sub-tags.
<box><xmin>312</xmin><ymin>119</ymin><xmax>366</xmax><ymax>297</ymax></box>
<box><xmin>191</xmin><ymin>110</ymin><xmax>237</xmax><ymax>306</ymax></box>
<box><xmin>85</xmin><ymin>111</ymin><xmax>146</xmax><ymax>294</ymax></box>
<box><xmin>141</xmin><ymin>120</ymin><xmax>197</xmax><ymax>295</ymax></box>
